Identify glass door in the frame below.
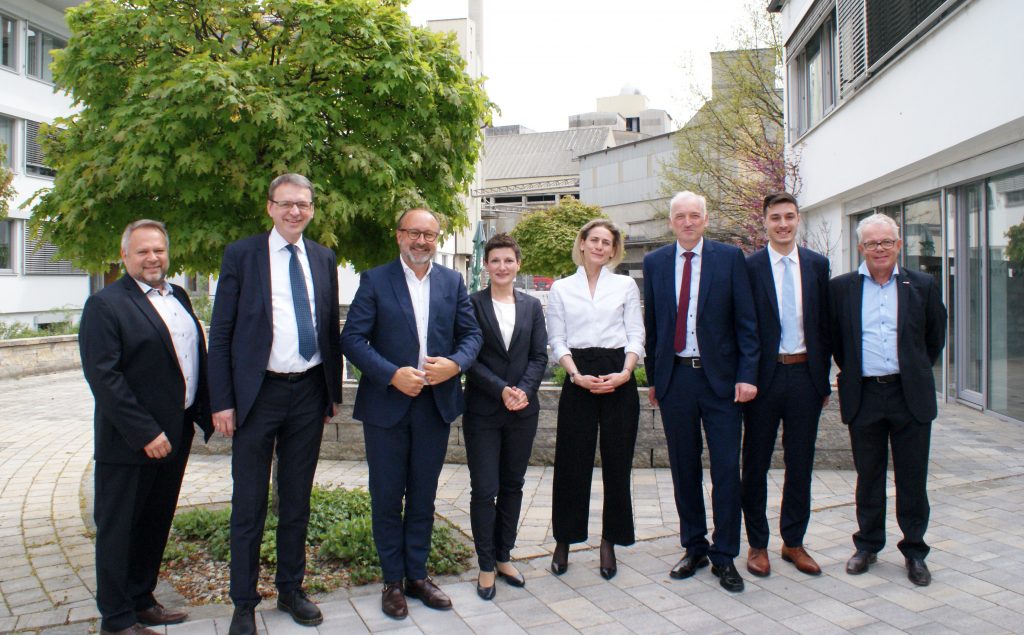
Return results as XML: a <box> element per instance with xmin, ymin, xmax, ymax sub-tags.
<box><xmin>952</xmin><ymin>183</ymin><xmax>985</xmax><ymax>405</ymax></box>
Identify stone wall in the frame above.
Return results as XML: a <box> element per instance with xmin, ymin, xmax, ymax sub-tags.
<box><xmin>195</xmin><ymin>382</ymin><xmax>853</xmax><ymax>469</ymax></box>
<box><xmin>0</xmin><ymin>335</ymin><xmax>81</xmax><ymax>379</ymax></box>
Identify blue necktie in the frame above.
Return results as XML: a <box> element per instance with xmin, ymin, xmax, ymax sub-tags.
<box><xmin>286</xmin><ymin>244</ymin><xmax>317</xmax><ymax>361</ymax></box>
<box><xmin>780</xmin><ymin>255</ymin><xmax>799</xmax><ymax>353</ymax></box>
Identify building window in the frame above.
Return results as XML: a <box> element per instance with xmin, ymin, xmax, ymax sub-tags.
<box><xmin>866</xmin><ymin>0</ymin><xmax>947</xmax><ymax>67</ymax></box>
<box><xmin>26</xmin><ymin>25</ymin><xmax>65</xmax><ymax>83</ymax></box>
<box><xmin>0</xmin><ymin>115</ymin><xmax>13</xmax><ymax>168</ymax></box>
<box><xmin>1</xmin><ymin>14</ymin><xmax>15</xmax><ymax>70</ymax></box>
<box><xmin>791</xmin><ymin>10</ymin><xmax>837</xmax><ymax>136</ymax></box>
<box><xmin>0</xmin><ymin>220</ymin><xmax>12</xmax><ymax>270</ymax></box>
<box><xmin>23</xmin><ymin>224</ymin><xmax>80</xmax><ymax>274</ymax></box>
<box><xmin>25</xmin><ymin>120</ymin><xmax>55</xmax><ymax>178</ymax></box>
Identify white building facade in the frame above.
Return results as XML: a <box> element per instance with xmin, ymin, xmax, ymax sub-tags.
<box><xmin>773</xmin><ymin>0</ymin><xmax>1024</xmax><ymax>419</ymax></box>
<box><xmin>0</xmin><ymin>0</ymin><xmax>88</xmax><ymax>328</ymax></box>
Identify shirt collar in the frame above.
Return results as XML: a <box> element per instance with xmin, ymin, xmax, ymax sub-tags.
<box><xmin>269</xmin><ymin>227</ymin><xmax>305</xmax><ymax>254</ymax></box>
<box><xmin>768</xmin><ymin>243</ymin><xmax>797</xmax><ymax>265</ymax></box>
<box><xmin>574</xmin><ymin>265</ymin><xmax>612</xmax><ymax>280</ymax></box>
<box><xmin>133</xmin><ymin>277</ymin><xmax>170</xmax><ymax>296</ymax></box>
<box><xmin>858</xmin><ymin>259</ymin><xmax>900</xmax><ymax>281</ymax></box>
<box><xmin>675</xmin><ymin>237</ymin><xmax>703</xmax><ymax>259</ymax></box>
<box><xmin>401</xmin><ymin>256</ymin><xmax>432</xmax><ymax>281</ymax></box>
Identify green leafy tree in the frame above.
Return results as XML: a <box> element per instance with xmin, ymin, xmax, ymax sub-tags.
<box><xmin>661</xmin><ymin>3</ymin><xmax>797</xmax><ymax>252</ymax></box>
<box><xmin>0</xmin><ymin>142</ymin><xmax>13</xmax><ymax>220</ymax></box>
<box><xmin>29</xmin><ymin>0</ymin><xmax>491</xmax><ymax>274</ymax></box>
<box><xmin>510</xmin><ymin>197</ymin><xmax>606</xmax><ymax>278</ymax></box>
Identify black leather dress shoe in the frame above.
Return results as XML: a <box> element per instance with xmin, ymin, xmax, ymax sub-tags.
<box><xmin>381</xmin><ymin>581</ymin><xmax>408</xmax><ymax>620</ymax></box>
<box><xmin>551</xmin><ymin>542</ymin><xmax>569</xmax><ymax>575</ymax></box>
<box><xmin>906</xmin><ymin>558</ymin><xmax>931</xmax><ymax>586</ymax></box>
<box><xmin>476</xmin><ymin>581</ymin><xmax>496</xmax><ymax>600</ymax></box>
<box><xmin>405</xmin><ymin>577</ymin><xmax>453</xmax><ymax>610</ymax></box>
<box><xmin>228</xmin><ymin>606</ymin><xmax>257</xmax><ymax>635</ymax></box>
<box><xmin>669</xmin><ymin>551</ymin><xmax>710</xmax><ymax>579</ymax></box>
<box><xmin>496</xmin><ymin>567</ymin><xmax>526</xmax><ymax>587</ymax></box>
<box><xmin>846</xmin><ymin>550</ymin><xmax>877</xmax><ymax>575</ymax></box>
<box><xmin>136</xmin><ymin>603</ymin><xmax>188</xmax><ymax>626</ymax></box>
<box><xmin>277</xmin><ymin>589</ymin><xmax>322</xmax><ymax>626</ymax></box>
<box><xmin>711</xmin><ymin>561</ymin><xmax>745</xmax><ymax>593</ymax></box>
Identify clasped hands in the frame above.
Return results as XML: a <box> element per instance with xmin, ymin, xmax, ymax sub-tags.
<box><xmin>391</xmin><ymin>356</ymin><xmax>460</xmax><ymax>397</ymax></box>
<box><xmin>573</xmin><ymin>369</ymin><xmax>632</xmax><ymax>395</ymax></box>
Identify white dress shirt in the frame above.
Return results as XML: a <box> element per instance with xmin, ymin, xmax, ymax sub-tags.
<box><xmin>135</xmin><ymin>280</ymin><xmax>199</xmax><ymax>408</ymax></box>
<box><xmin>401</xmin><ymin>258</ymin><xmax>432</xmax><ymax>370</ymax></box>
<box><xmin>675</xmin><ymin>239</ymin><xmax>703</xmax><ymax>357</ymax></box>
<box><xmin>267</xmin><ymin>228</ymin><xmax>321</xmax><ymax>373</ymax></box>
<box><xmin>768</xmin><ymin>244</ymin><xmax>806</xmax><ymax>354</ymax></box>
<box><xmin>492</xmin><ymin>299</ymin><xmax>516</xmax><ymax>351</ymax></box>
<box><xmin>547</xmin><ymin>266</ymin><xmax>645</xmax><ymax>362</ymax></box>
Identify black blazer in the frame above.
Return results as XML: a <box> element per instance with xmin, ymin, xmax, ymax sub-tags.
<box><xmin>464</xmin><ymin>288</ymin><xmax>548</xmax><ymax>418</ymax></box>
<box><xmin>208</xmin><ymin>232</ymin><xmax>342</xmax><ymax>426</ymax></box>
<box><xmin>830</xmin><ymin>267</ymin><xmax>946</xmax><ymax>424</ymax></box>
<box><xmin>745</xmin><ymin>246</ymin><xmax>832</xmax><ymax>398</ymax></box>
<box><xmin>79</xmin><ymin>275</ymin><xmax>213</xmax><ymax>464</ymax></box>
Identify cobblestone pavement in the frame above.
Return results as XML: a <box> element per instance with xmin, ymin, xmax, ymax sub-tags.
<box><xmin>3</xmin><ymin>370</ymin><xmax>1024</xmax><ymax>633</ymax></box>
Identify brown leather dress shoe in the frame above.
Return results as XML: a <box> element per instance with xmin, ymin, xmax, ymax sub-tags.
<box><xmin>405</xmin><ymin>577</ymin><xmax>453</xmax><ymax>610</ymax></box>
<box><xmin>381</xmin><ymin>581</ymin><xmax>408</xmax><ymax>620</ymax></box>
<box><xmin>136</xmin><ymin>603</ymin><xmax>188</xmax><ymax>626</ymax></box>
<box><xmin>101</xmin><ymin>624</ymin><xmax>161</xmax><ymax>635</ymax></box>
<box><xmin>746</xmin><ymin>547</ymin><xmax>770</xmax><ymax>577</ymax></box>
<box><xmin>781</xmin><ymin>545</ymin><xmax>822</xmax><ymax>576</ymax></box>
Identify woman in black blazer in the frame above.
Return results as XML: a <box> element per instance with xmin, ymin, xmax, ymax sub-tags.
<box><xmin>464</xmin><ymin>234</ymin><xmax>548</xmax><ymax>601</ymax></box>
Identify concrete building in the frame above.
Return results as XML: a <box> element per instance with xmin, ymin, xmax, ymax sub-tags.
<box><xmin>0</xmin><ymin>0</ymin><xmax>88</xmax><ymax>328</ymax></box>
<box><xmin>771</xmin><ymin>0</ymin><xmax>1024</xmax><ymax>420</ymax></box>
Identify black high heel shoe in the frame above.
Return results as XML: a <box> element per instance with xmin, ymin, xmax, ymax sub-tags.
<box><xmin>496</xmin><ymin>564</ymin><xmax>526</xmax><ymax>587</ymax></box>
<box><xmin>551</xmin><ymin>542</ymin><xmax>569</xmax><ymax>575</ymax></box>
<box><xmin>599</xmin><ymin>539</ymin><xmax>617</xmax><ymax>580</ymax></box>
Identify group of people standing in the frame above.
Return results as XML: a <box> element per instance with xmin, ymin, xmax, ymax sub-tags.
<box><xmin>78</xmin><ymin>172</ymin><xmax>945</xmax><ymax>635</ymax></box>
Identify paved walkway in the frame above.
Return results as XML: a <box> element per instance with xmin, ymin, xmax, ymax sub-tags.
<box><xmin>3</xmin><ymin>371</ymin><xmax>1024</xmax><ymax>633</ymax></box>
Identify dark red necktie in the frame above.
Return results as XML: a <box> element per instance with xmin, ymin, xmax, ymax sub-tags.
<box><xmin>674</xmin><ymin>251</ymin><xmax>695</xmax><ymax>354</ymax></box>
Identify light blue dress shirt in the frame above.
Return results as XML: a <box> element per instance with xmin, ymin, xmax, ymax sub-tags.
<box><xmin>859</xmin><ymin>260</ymin><xmax>900</xmax><ymax>376</ymax></box>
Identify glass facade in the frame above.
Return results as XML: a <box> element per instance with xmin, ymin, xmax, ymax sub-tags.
<box><xmin>850</xmin><ymin>165</ymin><xmax>1024</xmax><ymax>422</ymax></box>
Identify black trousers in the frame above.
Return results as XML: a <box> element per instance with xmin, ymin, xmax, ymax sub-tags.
<box><xmin>229</xmin><ymin>370</ymin><xmax>325</xmax><ymax>607</ymax></box>
<box><xmin>552</xmin><ymin>347</ymin><xmax>639</xmax><ymax>545</ymax></box>
<box><xmin>849</xmin><ymin>379</ymin><xmax>932</xmax><ymax>560</ymax></box>
<box><xmin>363</xmin><ymin>391</ymin><xmax>450</xmax><ymax>583</ymax></box>
<box><xmin>741</xmin><ymin>362</ymin><xmax>823</xmax><ymax>549</ymax></box>
<box><xmin>94</xmin><ymin>423</ymin><xmax>192</xmax><ymax>632</ymax></box>
<box><xmin>658</xmin><ymin>363</ymin><xmax>742</xmax><ymax>565</ymax></box>
<box><xmin>464</xmin><ymin>409</ymin><xmax>538</xmax><ymax>571</ymax></box>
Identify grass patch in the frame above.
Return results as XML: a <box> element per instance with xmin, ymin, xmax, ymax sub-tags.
<box><xmin>551</xmin><ymin>365</ymin><xmax>648</xmax><ymax>386</ymax></box>
<box><xmin>162</xmin><ymin>486</ymin><xmax>472</xmax><ymax>603</ymax></box>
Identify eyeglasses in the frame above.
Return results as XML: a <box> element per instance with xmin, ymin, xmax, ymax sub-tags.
<box><xmin>398</xmin><ymin>229</ymin><xmax>440</xmax><ymax>242</ymax></box>
<box><xmin>861</xmin><ymin>239</ymin><xmax>897</xmax><ymax>251</ymax></box>
<box><xmin>269</xmin><ymin>200</ymin><xmax>313</xmax><ymax>212</ymax></box>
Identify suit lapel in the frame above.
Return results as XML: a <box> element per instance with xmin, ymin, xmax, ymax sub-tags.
<box><xmin>389</xmin><ymin>259</ymin><xmax>420</xmax><ymax>344</ymax></box>
<box><xmin>797</xmin><ymin>247</ymin><xmax>814</xmax><ymax>331</ymax></box>
<box><xmin>122</xmin><ymin>276</ymin><xmax>178</xmax><ymax>364</ymax></box>
<box><xmin>258</xmin><ymin>235</ymin><xmax>273</xmax><ymax>328</ymax></box>
<box><xmin>661</xmin><ymin>246</ymin><xmax>677</xmax><ymax>323</ymax></box>
<box><xmin>696</xmin><ymin>240</ymin><xmax>715</xmax><ymax>320</ymax></box>
<box><xmin>306</xmin><ymin>243</ymin><xmax>327</xmax><ymax>341</ymax></box>
<box><xmin>758</xmin><ymin>250</ymin><xmax>780</xmax><ymax>327</ymax></box>
<box><xmin>479</xmin><ymin>288</ymin><xmax>508</xmax><ymax>356</ymax></box>
<box><xmin>427</xmin><ymin>267</ymin><xmax>447</xmax><ymax>354</ymax></box>
<box><xmin>896</xmin><ymin>269</ymin><xmax>910</xmax><ymax>340</ymax></box>
<box><xmin>507</xmin><ymin>291</ymin><xmax>527</xmax><ymax>356</ymax></box>
<box><xmin>849</xmin><ymin>273</ymin><xmax>864</xmax><ymax>372</ymax></box>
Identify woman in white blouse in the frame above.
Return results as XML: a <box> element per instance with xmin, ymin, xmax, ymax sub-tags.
<box><xmin>547</xmin><ymin>219</ymin><xmax>644</xmax><ymax>581</ymax></box>
<box><xmin>464</xmin><ymin>234</ymin><xmax>549</xmax><ymax>600</ymax></box>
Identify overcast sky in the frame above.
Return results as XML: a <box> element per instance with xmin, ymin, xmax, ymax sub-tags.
<box><xmin>404</xmin><ymin>0</ymin><xmax>757</xmax><ymax>132</ymax></box>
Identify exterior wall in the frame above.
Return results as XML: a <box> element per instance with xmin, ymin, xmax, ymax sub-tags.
<box><xmin>0</xmin><ymin>334</ymin><xmax>79</xmax><ymax>379</ymax></box>
<box><xmin>791</xmin><ymin>0</ymin><xmax>1024</xmax><ymax>260</ymax></box>
<box><xmin>0</xmin><ymin>0</ymin><xmax>89</xmax><ymax>326</ymax></box>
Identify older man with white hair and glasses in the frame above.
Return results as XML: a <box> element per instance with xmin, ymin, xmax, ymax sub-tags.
<box><xmin>830</xmin><ymin>213</ymin><xmax>946</xmax><ymax>587</ymax></box>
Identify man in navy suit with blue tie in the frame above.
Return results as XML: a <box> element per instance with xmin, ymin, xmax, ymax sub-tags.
<box><xmin>741</xmin><ymin>191</ymin><xmax>832</xmax><ymax>579</ymax></box>
<box><xmin>208</xmin><ymin>174</ymin><xmax>342</xmax><ymax>635</ymax></box>
<box><xmin>341</xmin><ymin>208</ymin><xmax>481</xmax><ymax>619</ymax></box>
<box><xmin>643</xmin><ymin>191</ymin><xmax>759</xmax><ymax>592</ymax></box>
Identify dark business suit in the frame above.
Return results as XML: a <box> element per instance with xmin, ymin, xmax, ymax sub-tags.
<box><xmin>741</xmin><ymin>247</ymin><xmax>831</xmax><ymax>549</ymax></box>
<box><xmin>464</xmin><ymin>288</ymin><xmax>547</xmax><ymax>571</ymax></box>
<box><xmin>207</xmin><ymin>232</ymin><xmax>341</xmax><ymax>607</ymax></box>
<box><xmin>830</xmin><ymin>267</ymin><xmax>946</xmax><ymax>559</ymax></box>
<box><xmin>341</xmin><ymin>258</ymin><xmax>481</xmax><ymax>582</ymax></box>
<box><xmin>642</xmin><ymin>239</ymin><xmax>759</xmax><ymax>565</ymax></box>
<box><xmin>79</xmin><ymin>275</ymin><xmax>212</xmax><ymax>632</ymax></box>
